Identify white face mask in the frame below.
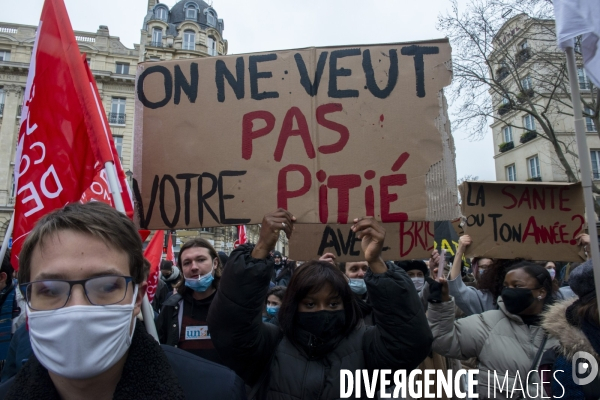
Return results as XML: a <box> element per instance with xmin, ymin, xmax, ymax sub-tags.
<box><xmin>27</xmin><ymin>285</ymin><xmax>138</xmax><ymax>380</ymax></box>
<box><xmin>411</xmin><ymin>277</ymin><xmax>425</xmax><ymax>291</ymax></box>
<box><xmin>548</xmin><ymin>268</ymin><xmax>556</xmax><ymax>280</ymax></box>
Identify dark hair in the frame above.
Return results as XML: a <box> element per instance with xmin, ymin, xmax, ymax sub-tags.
<box><xmin>1</xmin><ymin>249</ymin><xmax>13</xmax><ymax>283</ymax></box>
<box><xmin>160</xmin><ymin>260</ymin><xmax>173</xmax><ymax>272</ymax></box>
<box><xmin>278</xmin><ymin>260</ymin><xmax>362</xmax><ymax>342</ymax></box>
<box><xmin>176</xmin><ymin>238</ymin><xmax>222</xmax><ymax>296</ymax></box>
<box><xmin>276</xmin><ymin>260</ymin><xmax>296</xmax><ymax>281</ymax></box>
<box><xmin>504</xmin><ymin>261</ymin><xmax>555</xmax><ymax>306</ymax></box>
<box><xmin>338</xmin><ymin>262</ymin><xmax>346</xmax><ymax>273</ymax></box>
<box><xmin>476</xmin><ymin>258</ymin><xmax>518</xmax><ymax>304</ymax></box>
<box><xmin>266</xmin><ymin>286</ymin><xmax>286</xmax><ymax>303</ymax></box>
<box><xmin>19</xmin><ymin>202</ymin><xmax>145</xmax><ymax>284</ymax></box>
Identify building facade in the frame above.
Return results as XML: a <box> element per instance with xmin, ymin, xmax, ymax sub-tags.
<box><xmin>0</xmin><ymin>0</ymin><xmax>288</xmax><ymax>256</ymax></box>
<box><xmin>490</xmin><ymin>14</ymin><xmax>598</xmax><ymax>183</ymax></box>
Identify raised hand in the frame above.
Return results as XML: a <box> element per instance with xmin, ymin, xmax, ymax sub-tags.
<box><xmin>351</xmin><ymin>217</ymin><xmax>386</xmax><ymax>273</ymax></box>
<box><xmin>251</xmin><ymin>209</ymin><xmax>296</xmax><ymax>259</ymax></box>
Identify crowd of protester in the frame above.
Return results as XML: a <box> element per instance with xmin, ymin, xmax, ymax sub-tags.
<box><xmin>0</xmin><ymin>202</ymin><xmax>597</xmax><ymax>399</ymax></box>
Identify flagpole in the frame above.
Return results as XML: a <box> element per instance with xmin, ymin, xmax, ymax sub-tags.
<box><xmin>0</xmin><ymin>213</ymin><xmax>14</xmax><ymax>262</ymax></box>
<box><xmin>104</xmin><ymin>161</ymin><xmax>159</xmax><ymax>341</ymax></box>
<box><xmin>564</xmin><ymin>46</ymin><xmax>600</xmax><ymax>317</ymax></box>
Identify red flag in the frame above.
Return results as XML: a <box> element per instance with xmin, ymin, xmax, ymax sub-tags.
<box><xmin>11</xmin><ymin>0</ymin><xmax>101</xmax><ymax>269</ymax></box>
<box><xmin>144</xmin><ymin>230</ymin><xmax>164</xmax><ymax>303</ymax></box>
<box><xmin>234</xmin><ymin>225</ymin><xmax>247</xmax><ymax>248</ymax></box>
<box><xmin>166</xmin><ymin>232</ymin><xmax>175</xmax><ymax>263</ymax></box>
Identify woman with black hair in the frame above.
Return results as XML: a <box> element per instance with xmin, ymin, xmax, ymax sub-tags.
<box><xmin>208</xmin><ymin>209</ymin><xmax>432</xmax><ymax>399</ymax></box>
<box><xmin>428</xmin><ymin>261</ymin><xmax>559</xmax><ymax>398</ymax></box>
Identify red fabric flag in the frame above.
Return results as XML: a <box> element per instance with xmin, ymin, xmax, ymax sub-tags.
<box><xmin>11</xmin><ymin>0</ymin><xmax>101</xmax><ymax>269</ymax></box>
<box><xmin>166</xmin><ymin>232</ymin><xmax>175</xmax><ymax>263</ymax></box>
<box><xmin>234</xmin><ymin>225</ymin><xmax>247</xmax><ymax>248</ymax></box>
<box><xmin>144</xmin><ymin>230</ymin><xmax>164</xmax><ymax>303</ymax></box>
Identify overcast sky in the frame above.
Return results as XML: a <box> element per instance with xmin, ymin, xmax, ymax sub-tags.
<box><xmin>0</xmin><ymin>0</ymin><xmax>496</xmax><ymax>181</ymax></box>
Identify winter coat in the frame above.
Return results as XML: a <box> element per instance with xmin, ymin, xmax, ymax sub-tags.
<box><xmin>428</xmin><ymin>297</ymin><xmax>558</xmax><ymax>399</ymax></box>
<box><xmin>0</xmin><ymin>324</ymin><xmax>31</xmax><ymax>383</ymax></box>
<box><xmin>542</xmin><ymin>298</ymin><xmax>600</xmax><ymax>399</ymax></box>
<box><xmin>207</xmin><ymin>244</ymin><xmax>433</xmax><ymax>400</ymax></box>
<box><xmin>447</xmin><ymin>275</ymin><xmax>496</xmax><ymax>316</ymax></box>
<box><xmin>155</xmin><ymin>289</ymin><xmax>223</xmax><ymax>365</ymax></box>
<box><xmin>0</xmin><ymin>323</ymin><xmax>246</xmax><ymax>400</ymax></box>
<box><xmin>161</xmin><ymin>266</ymin><xmax>181</xmax><ymax>291</ymax></box>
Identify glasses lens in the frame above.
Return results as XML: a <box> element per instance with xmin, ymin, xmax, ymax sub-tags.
<box><xmin>28</xmin><ymin>281</ymin><xmax>71</xmax><ymax>311</ymax></box>
<box><xmin>85</xmin><ymin>276</ymin><xmax>129</xmax><ymax>305</ymax></box>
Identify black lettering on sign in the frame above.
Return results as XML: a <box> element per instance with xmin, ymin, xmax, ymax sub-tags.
<box><xmin>328</xmin><ymin>49</ymin><xmax>361</xmax><ymax>99</ymax></box>
<box><xmin>174</xmin><ymin>63</ymin><xmax>198</xmax><ymax>105</ymax></box>
<box><xmin>488</xmin><ymin>214</ymin><xmax>502</xmax><ymax>241</ymax></box>
<box><xmin>400</xmin><ymin>45</ymin><xmax>439</xmax><ymax>98</ymax></box>
<box><xmin>294</xmin><ymin>52</ymin><xmax>328</xmax><ymax>97</ymax></box>
<box><xmin>215</xmin><ymin>57</ymin><xmax>245</xmax><ymax>102</ymax></box>
<box><xmin>197</xmin><ymin>173</ymin><xmax>219</xmax><ymax>226</ymax></box>
<box><xmin>249</xmin><ymin>54</ymin><xmax>279</xmax><ymax>100</ymax></box>
<box><xmin>318</xmin><ymin>226</ymin><xmax>341</xmax><ymax>256</ymax></box>
<box><xmin>218</xmin><ymin>171</ymin><xmax>251</xmax><ymax>224</ymax></box>
<box><xmin>137</xmin><ymin>65</ymin><xmax>173</xmax><ymax>109</ymax></box>
<box><xmin>466</xmin><ymin>182</ymin><xmax>485</xmax><ymax>206</ymax></box>
<box><xmin>336</xmin><ymin>228</ymin><xmax>360</xmax><ymax>256</ymax></box>
<box><xmin>176</xmin><ymin>173</ymin><xmax>200</xmax><ymax>226</ymax></box>
<box><xmin>159</xmin><ymin>175</ymin><xmax>180</xmax><ymax>228</ymax></box>
<box><xmin>362</xmin><ymin>49</ymin><xmax>398</xmax><ymax>99</ymax></box>
<box><xmin>133</xmin><ymin>176</ymin><xmax>159</xmax><ymax>229</ymax></box>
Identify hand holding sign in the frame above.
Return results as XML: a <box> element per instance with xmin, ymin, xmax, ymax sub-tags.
<box><xmin>319</xmin><ymin>252</ymin><xmax>337</xmax><ymax>265</ymax></box>
<box><xmin>252</xmin><ymin>209</ymin><xmax>296</xmax><ymax>259</ymax></box>
<box><xmin>351</xmin><ymin>217</ymin><xmax>386</xmax><ymax>273</ymax></box>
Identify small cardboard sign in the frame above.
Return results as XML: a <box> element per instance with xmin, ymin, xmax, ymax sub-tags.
<box><xmin>134</xmin><ymin>40</ymin><xmax>459</xmax><ymax>229</ymax></box>
<box><xmin>459</xmin><ymin>181</ymin><xmax>585</xmax><ymax>262</ymax></box>
<box><xmin>289</xmin><ymin>221</ymin><xmax>462</xmax><ymax>261</ymax></box>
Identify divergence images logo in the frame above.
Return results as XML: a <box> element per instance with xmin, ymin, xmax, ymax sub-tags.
<box><xmin>573</xmin><ymin>351</ymin><xmax>599</xmax><ymax>386</ymax></box>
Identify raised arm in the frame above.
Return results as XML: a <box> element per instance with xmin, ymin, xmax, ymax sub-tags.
<box><xmin>207</xmin><ymin>209</ymin><xmax>295</xmax><ymax>384</ymax></box>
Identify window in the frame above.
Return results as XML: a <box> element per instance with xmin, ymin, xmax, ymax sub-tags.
<box><xmin>0</xmin><ymin>88</ymin><xmax>4</xmax><ymax>117</ymax></box>
<box><xmin>519</xmin><ymin>40</ymin><xmax>528</xmax><ymax>50</ymax></box>
<box><xmin>115</xmin><ymin>63</ymin><xmax>129</xmax><ymax>75</ymax></box>
<box><xmin>0</xmin><ymin>50</ymin><xmax>10</xmax><ymax>61</ymax></box>
<box><xmin>113</xmin><ymin>136</ymin><xmax>123</xmax><ymax>161</ymax></box>
<box><xmin>207</xmin><ymin>36</ymin><xmax>216</xmax><ymax>56</ymax></box>
<box><xmin>506</xmin><ymin>164</ymin><xmax>517</xmax><ymax>181</ymax></box>
<box><xmin>183</xmin><ymin>30</ymin><xmax>195</xmax><ymax>50</ymax></box>
<box><xmin>592</xmin><ymin>150</ymin><xmax>600</xmax><ymax>180</ymax></box>
<box><xmin>502</xmin><ymin>126</ymin><xmax>513</xmax><ymax>143</ymax></box>
<box><xmin>521</xmin><ymin>76</ymin><xmax>532</xmax><ymax>90</ymax></box>
<box><xmin>527</xmin><ymin>155</ymin><xmax>541</xmax><ymax>178</ymax></box>
<box><xmin>523</xmin><ymin>114</ymin><xmax>536</xmax><ymax>131</ymax></box>
<box><xmin>206</xmin><ymin>10</ymin><xmax>216</xmax><ymax>26</ymax></box>
<box><xmin>149</xmin><ymin>56</ymin><xmax>161</xmax><ymax>61</ymax></box>
<box><xmin>110</xmin><ymin>98</ymin><xmax>126</xmax><ymax>125</ymax></box>
<box><xmin>585</xmin><ymin>107</ymin><xmax>597</xmax><ymax>132</ymax></box>
<box><xmin>575</xmin><ymin>37</ymin><xmax>582</xmax><ymax>53</ymax></box>
<box><xmin>578</xmin><ymin>67</ymin><xmax>591</xmax><ymax>90</ymax></box>
<box><xmin>186</xmin><ymin>5</ymin><xmax>197</xmax><ymax>20</ymax></box>
<box><xmin>151</xmin><ymin>28</ymin><xmax>163</xmax><ymax>47</ymax></box>
<box><xmin>155</xmin><ymin>7</ymin><xmax>168</xmax><ymax>21</ymax></box>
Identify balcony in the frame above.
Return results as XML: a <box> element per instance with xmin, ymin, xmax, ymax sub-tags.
<box><xmin>516</xmin><ymin>49</ymin><xmax>531</xmax><ymax>67</ymax></box>
<box><xmin>527</xmin><ymin>176</ymin><xmax>542</xmax><ymax>182</ymax></box>
<box><xmin>496</xmin><ymin>66</ymin><xmax>509</xmax><ymax>82</ymax></box>
<box><xmin>499</xmin><ymin>141</ymin><xmax>514</xmax><ymax>153</ymax></box>
<box><xmin>109</xmin><ymin>112</ymin><xmax>126</xmax><ymax>125</ymax></box>
<box><xmin>516</xmin><ymin>89</ymin><xmax>534</xmax><ymax>103</ymax></box>
<box><xmin>520</xmin><ymin>130</ymin><xmax>537</xmax><ymax>144</ymax></box>
<box><xmin>497</xmin><ymin>103</ymin><xmax>512</xmax><ymax>116</ymax></box>
<box><xmin>149</xmin><ymin>41</ymin><xmax>163</xmax><ymax>48</ymax></box>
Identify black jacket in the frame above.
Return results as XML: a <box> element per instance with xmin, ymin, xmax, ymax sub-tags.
<box><xmin>207</xmin><ymin>244</ymin><xmax>433</xmax><ymax>400</ymax></box>
<box><xmin>0</xmin><ymin>322</ymin><xmax>246</xmax><ymax>400</ymax></box>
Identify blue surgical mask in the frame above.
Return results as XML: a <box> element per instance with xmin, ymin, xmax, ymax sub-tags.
<box><xmin>266</xmin><ymin>306</ymin><xmax>280</xmax><ymax>317</ymax></box>
<box><xmin>185</xmin><ymin>266</ymin><xmax>214</xmax><ymax>293</ymax></box>
<box><xmin>349</xmin><ymin>278</ymin><xmax>367</xmax><ymax>295</ymax></box>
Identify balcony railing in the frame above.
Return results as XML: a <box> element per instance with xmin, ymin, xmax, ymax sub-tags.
<box><xmin>109</xmin><ymin>112</ymin><xmax>126</xmax><ymax>125</ymax></box>
<box><xmin>149</xmin><ymin>41</ymin><xmax>163</xmax><ymax>48</ymax></box>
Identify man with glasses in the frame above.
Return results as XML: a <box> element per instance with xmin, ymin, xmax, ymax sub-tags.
<box><xmin>0</xmin><ymin>202</ymin><xmax>245</xmax><ymax>399</ymax></box>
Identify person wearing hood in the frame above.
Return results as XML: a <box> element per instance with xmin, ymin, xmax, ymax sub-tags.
<box><xmin>208</xmin><ymin>210</ymin><xmax>432</xmax><ymax>399</ymax></box>
<box><xmin>542</xmin><ymin>260</ymin><xmax>600</xmax><ymax>399</ymax></box>
<box><xmin>396</xmin><ymin>260</ymin><xmax>430</xmax><ymax>311</ymax></box>
<box><xmin>155</xmin><ymin>238</ymin><xmax>224</xmax><ymax>365</ymax></box>
<box><xmin>428</xmin><ymin>260</ymin><xmax>559</xmax><ymax>399</ymax></box>
<box><xmin>271</xmin><ymin>251</ymin><xmax>283</xmax><ymax>283</ymax></box>
<box><xmin>160</xmin><ymin>260</ymin><xmax>181</xmax><ymax>292</ymax></box>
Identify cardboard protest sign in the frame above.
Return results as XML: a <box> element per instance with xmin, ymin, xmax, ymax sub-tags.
<box><xmin>289</xmin><ymin>221</ymin><xmax>462</xmax><ymax>261</ymax></box>
<box><xmin>459</xmin><ymin>181</ymin><xmax>585</xmax><ymax>262</ymax></box>
<box><xmin>134</xmin><ymin>40</ymin><xmax>459</xmax><ymax>229</ymax></box>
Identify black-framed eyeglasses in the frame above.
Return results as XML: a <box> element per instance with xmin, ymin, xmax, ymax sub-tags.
<box><xmin>21</xmin><ymin>275</ymin><xmax>134</xmax><ymax>311</ymax></box>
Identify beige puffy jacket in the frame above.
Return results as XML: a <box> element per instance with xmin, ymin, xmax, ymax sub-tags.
<box><xmin>428</xmin><ymin>297</ymin><xmax>558</xmax><ymax>399</ymax></box>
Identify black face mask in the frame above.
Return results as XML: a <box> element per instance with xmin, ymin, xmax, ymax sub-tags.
<box><xmin>501</xmin><ymin>287</ymin><xmax>535</xmax><ymax>315</ymax></box>
<box><xmin>296</xmin><ymin>310</ymin><xmax>346</xmax><ymax>341</ymax></box>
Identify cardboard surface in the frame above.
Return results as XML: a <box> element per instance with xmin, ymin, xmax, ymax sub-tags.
<box><xmin>289</xmin><ymin>221</ymin><xmax>462</xmax><ymax>261</ymax></box>
<box><xmin>459</xmin><ymin>181</ymin><xmax>585</xmax><ymax>262</ymax></box>
<box><xmin>134</xmin><ymin>40</ymin><xmax>459</xmax><ymax>229</ymax></box>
